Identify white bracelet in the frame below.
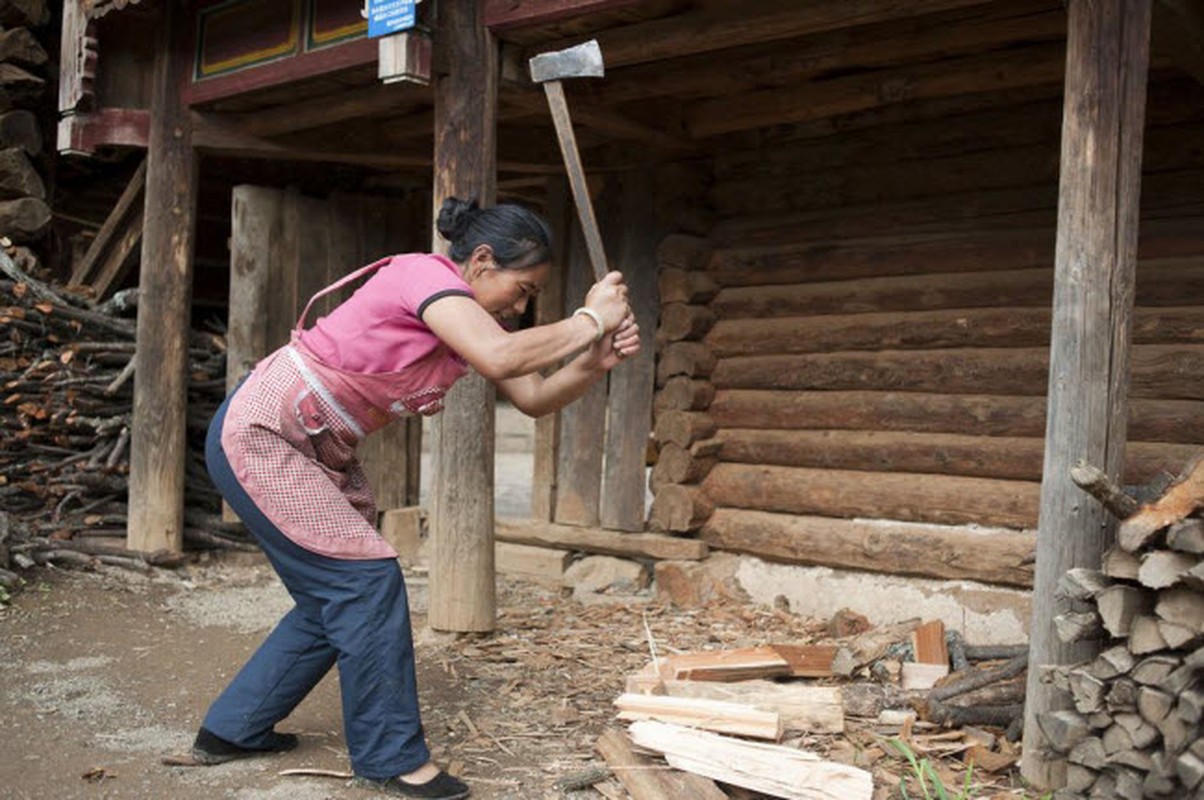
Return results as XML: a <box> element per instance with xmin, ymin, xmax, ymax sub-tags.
<box><xmin>573</xmin><ymin>307</ymin><xmax>605</xmax><ymax>342</ymax></box>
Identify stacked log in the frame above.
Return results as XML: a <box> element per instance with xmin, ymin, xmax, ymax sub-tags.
<box><xmin>0</xmin><ymin>247</ymin><xmax>254</xmax><ymax>575</ymax></box>
<box><xmin>649</xmin><ymin>234</ymin><xmax>720</xmax><ymax>534</ymax></box>
<box><xmin>1039</xmin><ymin>457</ymin><xmax>1204</xmax><ymax>799</ymax></box>
<box><xmin>0</xmin><ymin>0</ymin><xmax>51</xmax><ymax>244</ymax></box>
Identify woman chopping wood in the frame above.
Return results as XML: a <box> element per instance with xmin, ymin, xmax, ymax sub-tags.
<box><xmin>191</xmin><ymin>197</ymin><xmax>638</xmax><ymax>799</ymax></box>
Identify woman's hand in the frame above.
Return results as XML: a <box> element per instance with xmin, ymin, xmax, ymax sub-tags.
<box><xmin>584</xmin><ymin>271</ymin><xmax>630</xmax><ymax>332</ymax></box>
<box><xmin>587</xmin><ymin>313</ymin><xmax>640</xmax><ymax>370</ymax></box>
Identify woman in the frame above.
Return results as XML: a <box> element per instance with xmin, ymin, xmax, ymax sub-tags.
<box><xmin>192</xmin><ymin>197</ymin><xmax>638</xmax><ymax>799</ymax></box>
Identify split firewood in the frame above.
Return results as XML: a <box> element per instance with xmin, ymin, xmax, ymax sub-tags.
<box><xmin>1155</xmin><ymin>586</ymin><xmax>1204</xmax><ymax>632</ymax></box>
<box><xmin>1055</xmin><ymin>610</ymin><xmax>1104</xmax><ymax>643</ymax></box>
<box><xmin>1167</xmin><ymin>519</ymin><xmax>1204</xmax><ymax>554</ymax></box>
<box><xmin>832</xmin><ymin>617</ymin><xmax>922</xmax><ymax>676</ymax></box>
<box><xmin>1096</xmin><ymin>585</ymin><xmax>1153</xmax><ymax>638</ymax></box>
<box><xmin>1070</xmin><ymin>461</ymin><xmax>1139</xmax><ymax>519</ymax></box>
<box><xmin>596</xmin><ymin>727</ymin><xmax>726</xmax><ymax>800</ymax></box>
<box><xmin>627</xmin><ymin>720</ymin><xmax>874</xmax><ymax>800</ymax></box>
<box><xmin>767</xmin><ymin>643</ymin><xmax>837</xmax><ymax>677</ymax></box>
<box><xmin>1102</xmin><ymin>546</ymin><xmax>1142</xmax><ymax>580</ymax></box>
<box><xmin>633</xmin><ymin>678</ymin><xmax>843</xmax><ymax>733</ymax></box>
<box><xmin>1037</xmin><ymin>709</ymin><xmax>1090</xmax><ymax>754</ymax></box>
<box><xmin>660</xmin><ymin>645</ymin><xmax>791</xmax><ymax>682</ymax></box>
<box><xmin>1118</xmin><ymin>454</ymin><xmax>1204</xmax><ymax>552</ymax></box>
<box><xmin>614</xmin><ymin>693</ymin><xmax>783</xmax><ymax>741</ymax></box>
<box><xmin>1056</xmin><ymin>567</ymin><xmax>1112</xmax><ymax>601</ymax></box>
<box><xmin>1139</xmin><ymin>550</ymin><xmax>1200</xmax><ymax>590</ymax></box>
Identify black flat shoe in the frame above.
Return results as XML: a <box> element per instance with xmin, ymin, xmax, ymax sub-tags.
<box><xmin>190</xmin><ymin>726</ymin><xmax>300</xmax><ymax>765</ymax></box>
<box><xmin>353</xmin><ymin>771</ymin><xmax>471</xmax><ymax>799</ymax></box>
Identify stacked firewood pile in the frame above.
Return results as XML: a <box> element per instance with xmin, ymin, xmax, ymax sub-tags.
<box><xmin>0</xmin><ymin>246</ymin><xmax>254</xmax><ymax>583</ymax></box>
<box><xmin>0</xmin><ymin>0</ymin><xmax>53</xmax><ymax>245</ymax></box>
<box><xmin>1039</xmin><ymin>456</ymin><xmax>1204</xmax><ymax>798</ymax></box>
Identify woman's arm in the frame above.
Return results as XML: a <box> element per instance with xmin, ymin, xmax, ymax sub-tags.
<box><xmin>422</xmin><ymin>295</ymin><xmax>600</xmax><ymax>382</ymax></box>
<box><xmin>497</xmin><ymin>315</ymin><xmax>641</xmax><ymax>417</ymax></box>
<box><xmin>422</xmin><ymin>271</ymin><xmax>630</xmax><ymax>383</ymax></box>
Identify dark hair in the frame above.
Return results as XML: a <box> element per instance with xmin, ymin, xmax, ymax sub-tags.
<box><xmin>436</xmin><ymin>197</ymin><xmax>553</xmax><ymax>269</ymax></box>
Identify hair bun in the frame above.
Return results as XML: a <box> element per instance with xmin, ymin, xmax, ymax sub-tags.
<box><xmin>436</xmin><ymin>197</ymin><xmax>479</xmax><ymax>243</ymax></box>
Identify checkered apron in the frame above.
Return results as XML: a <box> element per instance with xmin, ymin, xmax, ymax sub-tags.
<box><xmin>220</xmin><ymin>259</ymin><xmax>468</xmax><ymax>559</ymax></box>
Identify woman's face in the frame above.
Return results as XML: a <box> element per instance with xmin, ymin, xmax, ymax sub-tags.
<box><xmin>464</xmin><ymin>245</ymin><xmax>551</xmax><ymax>323</ymax></box>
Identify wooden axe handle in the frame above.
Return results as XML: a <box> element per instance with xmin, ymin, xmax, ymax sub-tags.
<box><xmin>541</xmin><ymin>80</ymin><xmax>608</xmax><ymax>282</ymax></box>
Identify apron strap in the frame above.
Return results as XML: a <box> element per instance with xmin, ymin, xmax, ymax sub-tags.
<box><xmin>295</xmin><ymin>256</ymin><xmax>394</xmax><ymax>331</ymax></box>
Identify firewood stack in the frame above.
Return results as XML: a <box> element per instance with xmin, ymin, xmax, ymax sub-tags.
<box><xmin>1039</xmin><ymin>456</ymin><xmax>1204</xmax><ymax>799</ymax></box>
<box><xmin>649</xmin><ymin>234</ymin><xmax>720</xmax><ymax>535</ymax></box>
<box><xmin>0</xmin><ymin>247</ymin><xmax>254</xmax><ymax>576</ymax></box>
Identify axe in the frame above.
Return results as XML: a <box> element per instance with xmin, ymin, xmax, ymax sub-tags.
<box><xmin>529</xmin><ymin>40</ymin><xmax>609</xmax><ymax>282</ymax></box>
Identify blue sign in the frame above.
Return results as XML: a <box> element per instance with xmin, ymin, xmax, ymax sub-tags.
<box><xmin>367</xmin><ymin>0</ymin><xmax>416</xmax><ymax>38</ymax></box>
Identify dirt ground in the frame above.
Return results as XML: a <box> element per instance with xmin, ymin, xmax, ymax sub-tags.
<box><xmin>0</xmin><ymin>549</ymin><xmax>847</xmax><ymax>800</ymax></box>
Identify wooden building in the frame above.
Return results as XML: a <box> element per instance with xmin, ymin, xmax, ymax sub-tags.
<box><xmin>58</xmin><ymin>0</ymin><xmax>1203</xmax><ymax>788</ymax></box>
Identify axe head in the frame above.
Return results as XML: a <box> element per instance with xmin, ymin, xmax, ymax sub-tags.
<box><xmin>528</xmin><ymin>39</ymin><xmax>604</xmax><ymax>84</ymax></box>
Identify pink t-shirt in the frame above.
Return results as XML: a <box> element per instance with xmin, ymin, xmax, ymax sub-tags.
<box><xmin>298</xmin><ymin>253</ymin><xmax>473</xmax><ymax>373</ymax></box>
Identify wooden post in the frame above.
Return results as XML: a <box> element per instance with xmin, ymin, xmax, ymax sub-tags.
<box><xmin>601</xmin><ymin>169</ymin><xmax>659</xmax><ymax>531</ymax></box>
<box><xmin>554</xmin><ymin>216</ymin><xmax>607</xmax><ymax>525</ymax></box>
<box><xmin>126</xmin><ymin>2</ymin><xmax>196</xmax><ymax>554</ymax></box>
<box><xmin>1020</xmin><ymin>0</ymin><xmax>1151</xmax><ymax>789</ymax></box>
<box><xmin>428</xmin><ymin>0</ymin><xmax>498</xmax><ymax>632</ymax></box>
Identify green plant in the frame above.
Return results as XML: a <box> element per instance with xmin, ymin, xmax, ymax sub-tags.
<box><xmin>888</xmin><ymin>738</ymin><xmax>977</xmax><ymax>800</ymax></box>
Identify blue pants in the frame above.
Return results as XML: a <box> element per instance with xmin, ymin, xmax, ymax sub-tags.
<box><xmin>202</xmin><ymin>388</ymin><xmax>429</xmax><ymax>779</ymax></box>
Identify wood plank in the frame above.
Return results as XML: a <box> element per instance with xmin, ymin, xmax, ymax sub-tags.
<box><xmin>615</xmin><ymin>694</ymin><xmax>784</xmax><ymax>741</ymax></box>
<box><xmin>596</xmin><ymin>727</ymin><xmax>726</xmax><ymax>800</ymax></box>
<box><xmin>687</xmin><ymin>41</ymin><xmax>1065</xmax><ymax>137</ymax></box>
<box><xmin>637</xmin><ymin>679</ymin><xmax>844</xmax><ymax>734</ymax></box>
<box><xmin>1021</xmin><ymin>0</ymin><xmax>1152</xmax><ymax>788</ymax></box>
<box><xmin>554</xmin><ymin>216</ymin><xmax>607</xmax><ymax>526</ymax></box>
<box><xmin>495</xmin><ymin>516</ymin><xmax>707</xmax><ymax>560</ymax></box>
<box><xmin>485</xmin><ymin>0</ymin><xmax>643</xmax><ymax>30</ymax></box>
<box><xmin>494</xmin><ymin>541</ymin><xmax>571</xmax><ymax>584</ymax></box>
<box><xmin>601</xmin><ymin>169</ymin><xmax>659</xmax><ymax>531</ymax></box>
<box><xmin>701</xmin><ymin>508</ymin><xmax>1035</xmax><ymax>587</ymax></box>
<box><xmin>769</xmin><ymin>644</ymin><xmax>838</xmax><ymax>678</ymax></box>
<box><xmin>663</xmin><ymin>646</ymin><xmax>791</xmax><ymax>682</ymax></box>
<box><xmin>584</xmin><ymin>0</ymin><xmax>1066</xmax><ymax>106</ymax></box>
<box><xmin>126</xmin><ymin>1</ymin><xmax>196</xmax><ymax>555</ymax></box>
<box><xmin>628</xmin><ymin>720</ymin><xmax>873</xmax><ymax>800</ymax></box>
<box><xmin>427</xmin><ymin>0</ymin><xmax>498</xmax><ymax>634</ymax></box>
<box><xmin>540</xmin><ymin>0</ymin><xmax>990</xmax><ymax>69</ymax></box>
<box><xmin>710</xmin><ymin>390</ymin><xmax>1204</xmax><ymax>444</ymax></box>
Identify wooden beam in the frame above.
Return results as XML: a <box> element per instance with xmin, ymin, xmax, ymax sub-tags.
<box><xmin>503</xmin><ymin>88</ymin><xmax>694</xmax><ymax>150</ymax></box>
<box><xmin>537</xmin><ymin>0</ymin><xmax>992</xmax><ymax>69</ymax></box>
<box><xmin>428</xmin><ymin>0</ymin><xmax>499</xmax><ymax>634</ymax></box>
<box><xmin>704</xmin><ymin>463</ymin><xmax>1040</xmax><ymax>529</ymax></box>
<box><xmin>126</xmin><ymin>1</ymin><xmax>196</xmax><ymax>554</ymax></box>
<box><xmin>709</xmin><ymin>390</ymin><xmax>1204</xmax><ymax>444</ymax></box>
<box><xmin>181</xmin><ymin>35</ymin><xmax>378</xmax><ymax>106</ymax></box>
<box><xmin>495</xmin><ymin>516</ymin><xmax>707</xmax><ymax>560</ymax></box>
<box><xmin>232</xmin><ymin>84</ymin><xmax>431</xmax><ymax>138</ymax></box>
<box><xmin>1021</xmin><ymin>0</ymin><xmax>1153</xmax><ymax>789</ymax></box>
<box><xmin>57</xmin><ymin>108</ymin><xmax>149</xmax><ymax>155</ymax></box>
<box><xmin>580</xmin><ymin>0</ymin><xmax>1066</xmax><ymax>107</ymax></box>
<box><xmin>686</xmin><ymin>41</ymin><xmax>1065</xmax><ymax>138</ymax></box>
<box><xmin>485</xmin><ymin>0</ymin><xmax>643</xmax><ymax>30</ymax></box>
<box><xmin>69</xmin><ymin>157</ymin><xmax>146</xmax><ymax>297</ymax></box>
<box><xmin>701</xmin><ymin>508</ymin><xmax>1035</xmax><ymax>587</ymax></box>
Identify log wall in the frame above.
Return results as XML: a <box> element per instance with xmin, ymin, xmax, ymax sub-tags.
<box><xmin>650</xmin><ymin>77</ymin><xmax>1204</xmax><ymax>588</ymax></box>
